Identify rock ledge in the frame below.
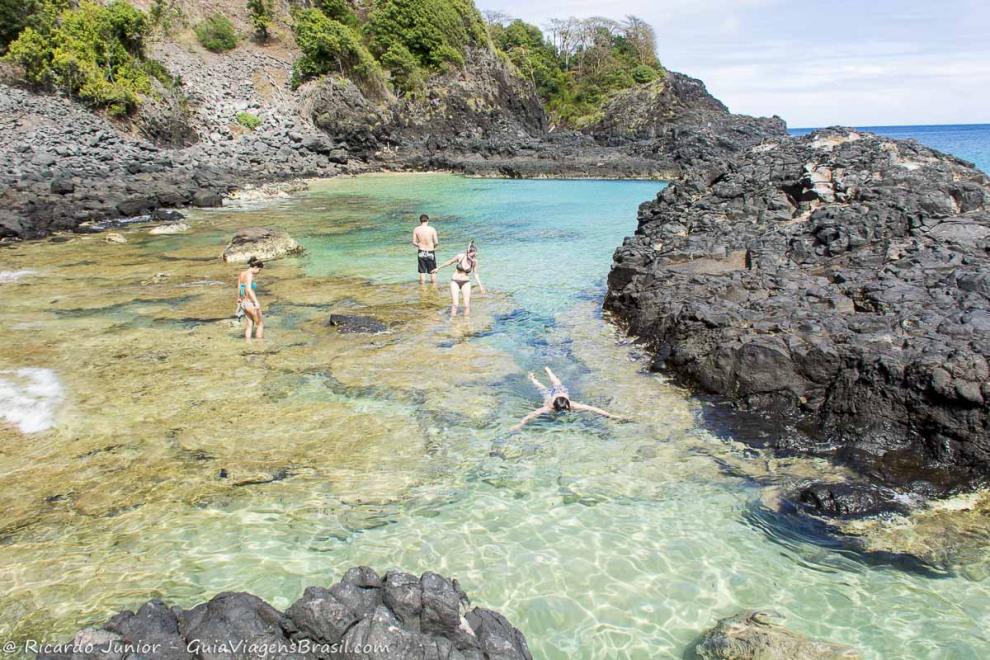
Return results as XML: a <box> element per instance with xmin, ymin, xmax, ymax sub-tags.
<box><xmin>41</xmin><ymin>567</ymin><xmax>531</xmax><ymax>660</ymax></box>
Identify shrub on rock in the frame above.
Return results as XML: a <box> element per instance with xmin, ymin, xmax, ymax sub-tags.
<box><xmin>235</xmin><ymin>111</ymin><xmax>261</xmax><ymax>129</ymax></box>
<box><xmin>3</xmin><ymin>0</ymin><xmax>159</xmax><ymax>116</ymax></box>
<box><xmin>364</xmin><ymin>0</ymin><xmax>489</xmax><ymax>70</ymax></box>
<box><xmin>246</xmin><ymin>0</ymin><xmax>274</xmax><ymax>40</ymax></box>
<box><xmin>290</xmin><ymin>8</ymin><xmax>385</xmax><ymax>97</ymax></box>
<box><xmin>195</xmin><ymin>14</ymin><xmax>238</xmax><ymax>52</ymax></box>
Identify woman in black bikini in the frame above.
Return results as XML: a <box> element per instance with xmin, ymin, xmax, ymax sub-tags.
<box><xmin>432</xmin><ymin>241</ymin><xmax>485</xmax><ymax>316</ymax></box>
<box><xmin>511</xmin><ymin>367</ymin><xmax>619</xmax><ymax>431</ymax></box>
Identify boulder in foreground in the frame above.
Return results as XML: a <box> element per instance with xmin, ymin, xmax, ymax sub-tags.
<box><xmin>222</xmin><ymin>227</ymin><xmax>302</xmax><ymax>263</ymax></box>
<box><xmin>696</xmin><ymin>610</ymin><xmax>861</xmax><ymax>659</ymax></box>
<box><xmin>40</xmin><ymin>567</ymin><xmax>531</xmax><ymax>660</ymax></box>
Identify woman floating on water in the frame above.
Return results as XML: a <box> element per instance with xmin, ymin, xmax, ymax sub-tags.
<box><xmin>236</xmin><ymin>256</ymin><xmax>264</xmax><ymax>340</ymax></box>
<box><xmin>511</xmin><ymin>366</ymin><xmax>619</xmax><ymax>431</ymax></box>
<box><xmin>432</xmin><ymin>241</ymin><xmax>485</xmax><ymax>316</ymax></box>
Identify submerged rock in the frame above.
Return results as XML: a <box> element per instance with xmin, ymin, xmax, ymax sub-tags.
<box><xmin>149</xmin><ymin>222</ymin><xmax>189</xmax><ymax>235</ymax></box>
<box><xmin>794</xmin><ymin>481</ymin><xmax>912</xmax><ymax>519</ymax></box>
<box><xmin>696</xmin><ymin>610</ymin><xmax>861</xmax><ymax>659</ymax></box>
<box><xmin>606</xmin><ymin>128</ymin><xmax>990</xmax><ymax>499</ymax></box>
<box><xmin>327</xmin><ymin>314</ymin><xmax>389</xmax><ymax>334</ymax></box>
<box><xmin>221</xmin><ymin>227</ymin><xmax>302</xmax><ymax>263</ymax></box>
<box><xmin>42</xmin><ymin>568</ymin><xmax>531</xmax><ymax>660</ymax></box>
<box><xmin>104</xmin><ymin>232</ymin><xmax>127</xmax><ymax>244</ymax></box>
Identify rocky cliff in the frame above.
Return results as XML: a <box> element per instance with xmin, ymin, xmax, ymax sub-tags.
<box><xmin>0</xmin><ymin>23</ymin><xmax>784</xmax><ymax>241</ymax></box>
<box><xmin>606</xmin><ymin>128</ymin><xmax>990</xmax><ymax>503</ymax></box>
<box><xmin>586</xmin><ymin>72</ymin><xmax>788</xmax><ymax>174</ymax></box>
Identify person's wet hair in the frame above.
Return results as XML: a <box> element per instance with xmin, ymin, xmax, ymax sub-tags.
<box><xmin>467</xmin><ymin>240</ymin><xmax>477</xmax><ymax>254</ymax></box>
<box><xmin>248</xmin><ymin>256</ymin><xmax>264</xmax><ymax>269</ymax></box>
<box><xmin>553</xmin><ymin>396</ymin><xmax>571</xmax><ymax>412</ymax></box>
<box><xmin>420</xmin><ymin>214</ymin><xmax>429</xmax><ymax>223</ymax></box>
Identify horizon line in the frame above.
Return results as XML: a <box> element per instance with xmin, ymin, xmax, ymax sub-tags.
<box><xmin>788</xmin><ymin>121</ymin><xmax>990</xmax><ymax>130</ymax></box>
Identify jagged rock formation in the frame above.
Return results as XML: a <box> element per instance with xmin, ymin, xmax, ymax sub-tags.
<box><xmin>40</xmin><ymin>567</ymin><xmax>531</xmax><ymax>660</ymax></box>
<box><xmin>587</xmin><ymin>72</ymin><xmax>788</xmax><ymax>173</ymax></box>
<box><xmin>696</xmin><ymin>610</ymin><xmax>861</xmax><ymax>659</ymax></box>
<box><xmin>606</xmin><ymin>128</ymin><xmax>990</xmax><ymax>502</ymax></box>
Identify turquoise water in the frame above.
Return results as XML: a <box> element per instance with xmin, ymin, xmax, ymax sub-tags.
<box><xmin>790</xmin><ymin>124</ymin><xmax>990</xmax><ymax>173</ymax></box>
<box><xmin>2</xmin><ymin>174</ymin><xmax>989</xmax><ymax>658</ymax></box>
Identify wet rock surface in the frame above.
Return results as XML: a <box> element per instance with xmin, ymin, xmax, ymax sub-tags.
<box><xmin>40</xmin><ymin>567</ymin><xmax>531</xmax><ymax>660</ymax></box>
<box><xmin>606</xmin><ymin>128</ymin><xmax>990</xmax><ymax>504</ymax></box>
<box><xmin>327</xmin><ymin>314</ymin><xmax>389</xmax><ymax>334</ymax></box>
<box><xmin>695</xmin><ymin>610</ymin><xmax>861</xmax><ymax>659</ymax></box>
<box><xmin>221</xmin><ymin>227</ymin><xmax>302</xmax><ymax>263</ymax></box>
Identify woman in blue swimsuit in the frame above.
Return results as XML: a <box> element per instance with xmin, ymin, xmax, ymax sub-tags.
<box><xmin>511</xmin><ymin>366</ymin><xmax>619</xmax><ymax>431</ymax></box>
<box><xmin>236</xmin><ymin>257</ymin><xmax>264</xmax><ymax>340</ymax></box>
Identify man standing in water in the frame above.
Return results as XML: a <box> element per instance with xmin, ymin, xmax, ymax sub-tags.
<box><xmin>412</xmin><ymin>214</ymin><xmax>439</xmax><ymax>284</ymax></box>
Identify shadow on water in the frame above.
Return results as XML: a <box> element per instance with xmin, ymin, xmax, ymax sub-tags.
<box><xmin>744</xmin><ymin>497</ymin><xmax>951</xmax><ymax>579</ymax></box>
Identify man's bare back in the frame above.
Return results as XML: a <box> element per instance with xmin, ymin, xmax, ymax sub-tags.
<box><xmin>413</xmin><ymin>215</ymin><xmax>439</xmax><ymax>283</ymax></box>
<box><xmin>412</xmin><ymin>224</ymin><xmax>438</xmax><ymax>250</ymax></box>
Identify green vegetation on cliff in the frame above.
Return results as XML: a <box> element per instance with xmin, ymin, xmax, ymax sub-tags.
<box><xmin>0</xmin><ymin>0</ymin><xmax>39</xmax><ymax>52</ymax></box>
<box><xmin>486</xmin><ymin>15</ymin><xmax>664</xmax><ymax>126</ymax></box>
<box><xmin>3</xmin><ymin>0</ymin><xmax>164</xmax><ymax>116</ymax></box>
<box><xmin>290</xmin><ymin>7</ymin><xmax>385</xmax><ymax>96</ymax></box>
<box><xmin>247</xmin><ymin>0</ymin><xmax>274</xmax><ymax>41</ymax></box>
<box><xmin>287</xmin><ymin>1</ymin><xmax>663</xmax><ymax>124</ymax></box>
<box><xmin>1</xmin><ymin>0</ymin><xmax>665</xmax><ymax>127</ymax></box>
<box><xmin>364</xmin><ymin>0</ymin><xmax>488</xmax><ymax>69</ymax></box>
<box><xmin>195</xmin><ymin>14</ymin><xmax>238</xmax><ymax>52</ymax></box>
<box><xmin>290</xmin><ymin>0</ymin><xmax>488</xmax><ymax>95</ymax></box>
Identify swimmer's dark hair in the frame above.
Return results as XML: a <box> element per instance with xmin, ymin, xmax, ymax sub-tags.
<box><xmin>248</xmin><ymin>256</ymin><xmax>264</xmax><ymax>269</ymax></box>
<box><xmin>420</xmin><ymin>214</ymin><xmax>429</xmax><ymax>223</ymax></box>
<box><xmin>553</xmin><ymin>396</ymin><xmax>571</xmax><ymax>412</ymax></box>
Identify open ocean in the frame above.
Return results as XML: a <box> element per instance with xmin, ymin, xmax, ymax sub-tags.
<box><xmin>790</xmin><ymin>124</ymin><xmax>990</xmax><ymax>174</ymax></box>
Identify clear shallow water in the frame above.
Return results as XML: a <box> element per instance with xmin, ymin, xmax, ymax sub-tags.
<box><xmin>0</xmin><ymin>174</ymin><xmax>989</xmax><ymax>658</ymax></box>
<box><xmin>790</xmin><ymin>124</ymin><xmax>990</xmax><ymax>174</ymax></box>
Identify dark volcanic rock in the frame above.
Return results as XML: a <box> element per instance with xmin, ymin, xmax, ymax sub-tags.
<box><xmin>606</xmin><ymin>128</ymin><xmax>990</xmax><ymax>499</ymax></box>
<box><xmin>327</xmin><ymin>314</ymin><xmax>389</xmax><ymax>334</ymax></box>
<box><xmin>795</xmin><ymin>482</ymin><xmax>910</xmax><ymax>518</ymax></box>
<box><xmin>586</xmin><ymin>71</ymin><xmax>788</xmax><ymax>174</ymax></box>
<box><xmin>44</xmin><ymin>568</ymin><xmax>531</xmax><ymax>660</ymax></box>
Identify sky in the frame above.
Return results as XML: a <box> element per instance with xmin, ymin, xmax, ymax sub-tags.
<box><xmin>477</xmin><ymin>0</ymin><xmax>990</xmax><ymax>128</ymax></box>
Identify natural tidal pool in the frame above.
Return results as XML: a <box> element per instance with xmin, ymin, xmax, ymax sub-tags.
<box><xmin>0</xmin><ymin>173</ymin><xmax>988</xmax><ymax>658</ymax></box>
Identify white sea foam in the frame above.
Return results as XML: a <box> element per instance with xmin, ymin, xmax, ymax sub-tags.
<box><xmin>0</xmin><ymin>270</ymin><xmax>37</xmax><ymax>283</ymax></box>
<box><xmin>0</xmin><ymin>368</ymin><xmax>64</xmax><ymax>433</ymax></box>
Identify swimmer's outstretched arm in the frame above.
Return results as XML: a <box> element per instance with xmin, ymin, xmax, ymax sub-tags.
<box><xmin>510</xmin><ymin>406</ymin><xmax>550</xmax><ymax>432</ymax></box>
<box><xmin>571</xmin><ymin>402</ymin><xmax>621</xmax><ymax>419</ymax></box>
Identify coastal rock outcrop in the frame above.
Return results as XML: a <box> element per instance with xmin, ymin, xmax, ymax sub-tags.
<box><xmin>696</xmin><ymin>610</ymin><xmax>861</xmax><ymax>659</ymax></box>
<box><xmin>587</xmin><ymin>72</ymin><xmax>788</xmax><ymax>174</ymax></box>
<box><xmin>222</xmin><ymin>227</ymin><xmax>302</xmax><ymax>263</ymax></box>
<box><xmin>606</xmin><ymin>128</ymin><xmax>990</xmax><ymax>500</ymax></box>
<box><xmin>41</xmin><ymin>568</ymin><xmax>531</xmax><ymax>660</ymax></box>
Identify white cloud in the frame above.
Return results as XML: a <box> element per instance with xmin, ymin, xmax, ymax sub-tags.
<box><xmin>479</xmin><ymin>0</ymin><xmax>990</xmax><ymax>126</ymax></box>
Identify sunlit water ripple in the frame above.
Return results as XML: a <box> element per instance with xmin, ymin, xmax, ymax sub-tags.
<box><xmin>0</xmin><ymin>174</ymin><xmax>987</xmax><ymax>658</ymax></box>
